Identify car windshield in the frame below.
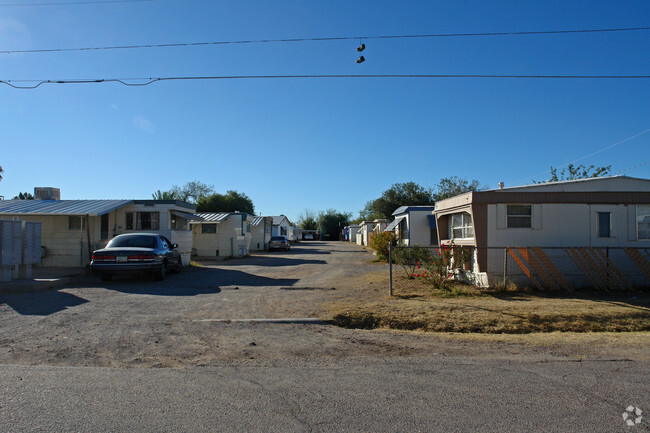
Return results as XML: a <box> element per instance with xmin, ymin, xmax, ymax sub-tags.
<box><xmin>270</xmin><ymin>236</ymin><xmax>286</xmax><ymax>241</ymax></box>
<box><xmin>107</xmin><ymin>235</ymin><xmax>158</xmax><ymax>248</ymax></box>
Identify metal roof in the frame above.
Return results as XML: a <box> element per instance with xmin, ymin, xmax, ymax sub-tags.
<box><xmin>392</xmin><ymin>205</ymin><xmax>436</xmax><ymax>215</ymax></box>
<box><xmin>171</xmin><ymin>210</ymin><xmax>203</xmax><ymax>221</ymax></box>
<box><xmin>384</xmin><ymin>215</ymin><xmax>406</xmax><ymax>232</ymax></box>
<box><xmin>251</xmin><ymin>216</ymin><xmax>269</xmax><ymax>226</ymax></box>
<box><xmin>194</xmin><ymin>212</ymin><xmax>231</xmax><ymax>222</ymax></box>
<box><xmin>0</xmin><ymin>199</ymin><xmax>133</xmax><ymax>216</ymax></box>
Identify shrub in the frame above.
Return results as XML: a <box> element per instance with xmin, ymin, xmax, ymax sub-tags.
<box><xmin>393</xmin><ymin>245</ymin><xmax>431</xmax><ymax>279</ymax></box>
<box><xmin>368</xmin><ymin>232</ymin><xmax>397</xmax><ymax>261</ymax></box>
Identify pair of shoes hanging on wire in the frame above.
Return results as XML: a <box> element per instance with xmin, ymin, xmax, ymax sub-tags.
<box><xmin>355</xmin><ymin>42</ymin><xmax>365</xmax><ymax>63</ymax></box>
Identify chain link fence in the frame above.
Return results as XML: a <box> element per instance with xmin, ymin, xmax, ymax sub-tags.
<box><xmin>388</xmin><ymin>244</ymin><xmax>650</xmax><ymax>293</ymax></box>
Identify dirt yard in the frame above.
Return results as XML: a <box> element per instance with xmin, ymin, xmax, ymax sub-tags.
<box><xmin>0</xmin><ymin>241</ymin><xmax>648</xmax><ymax>368</ymax></box>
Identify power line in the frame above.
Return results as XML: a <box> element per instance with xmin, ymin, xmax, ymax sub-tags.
<box><xmin>614</xmin><ymin>160</ymin><xmax>650</xmax><ymax>175</ymax></box>
<box><xmin>3</xmin><ymin>74</ymin><xmax>650</xmax><ymax>89</ymax></box>
<box><xmin>511</xmin><ymin>127</ymin><xmax>650</xmax><ymax>184</ymax></box>
<box><xmin>2</xmin><ymin>25</ymin><xmax>649</xmax><ymax>55</ymax></box>
<box><xmin>0</xmin><ymin>0</ymin><xmax>154</xmax><ymax>6</ymax></box>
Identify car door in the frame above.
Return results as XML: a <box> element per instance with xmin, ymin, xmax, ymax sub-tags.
<box><xmin>161</xmin><ymin>236</ymin><xmax>180</xmax><ymax>264</ymax></box>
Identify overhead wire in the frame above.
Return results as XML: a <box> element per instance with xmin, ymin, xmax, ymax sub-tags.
<box><xmin>614</xmin><ymin>160</ymin><xmax>650</xmax><ymax>175</ymax></box>
<box><xmin>2</xmin><ymin>25</ymin><xmax>649</xmax><ymax>55</ymax></box>
<box><xmin>3</xmin><ymin>74</ymin><xmax>650</xmax><ymax>89</ymax></box>
<box><xmin>0</xmin><ymin>0</ymin><xmax>154</xmax><ymax>6</ymax></box>
<box><xmin>510</xmin><ymin>127</ymin><xmax>650</xmax><ymax>184</ymax></box>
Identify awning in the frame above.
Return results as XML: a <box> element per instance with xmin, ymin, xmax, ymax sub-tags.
<box><xmin>171</xmin><ymin>210</ymin><xmax>204</xmax><ymax>221</ymax></box>
<box><xmin>384</xmin><ymin>216</ymin><xmax>406</xmax><ymax>232</ymax></box>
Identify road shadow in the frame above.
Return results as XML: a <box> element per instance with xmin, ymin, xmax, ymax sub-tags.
<box><xmin>0</xmin><ymin>290</ymin><xmax>88</xmax><ymax>316</ymax></box>
<box><xmin>93</xmin><ymin>266</ymin><xmax>299</xmax><ymax>295</ymax></box>
<box><xmin>208</xmin><ymin>256</ymin><xmax>327</xmax><ymax>268</ymax></box>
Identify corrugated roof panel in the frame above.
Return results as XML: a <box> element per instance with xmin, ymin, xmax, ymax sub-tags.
<box><xmin>194</xmin><ymin>212</ymin><xmax>231</xmax><ymax>222</ymax></box>
<box><xmin>0</xmin><ymin>200</ymin><xmax>132</xmax><ymax>216</ymax></box>
<box><xmin>384</xmin><ymin>215</ymin><xmax>405</xmax><ymax>232</ymax></box>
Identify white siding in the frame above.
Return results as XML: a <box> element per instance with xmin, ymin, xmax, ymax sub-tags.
<box><xmin>487</xmin><ymin>203</ymin><xmax>650</xmax><ymax>247</ymax></box>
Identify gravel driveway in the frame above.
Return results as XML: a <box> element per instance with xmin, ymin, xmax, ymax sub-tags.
<box><xmin>0</xmin><ymin>241</ymin><xmax>646</xmax><ymax>368</ymax></box>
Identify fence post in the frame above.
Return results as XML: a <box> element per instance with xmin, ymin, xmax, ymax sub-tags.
<box><xmin>389</xmin><ymin>242</ymin><xmax>393</xmax><ymax>296</ymax></box>
<box><xmin>503</xmin><ymin>247</ymin><xmax>508</xmax><ymax>286</ymax></box>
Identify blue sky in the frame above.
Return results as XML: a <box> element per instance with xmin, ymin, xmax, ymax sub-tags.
<box><xmin>1</xmin><ymin>0</ymin><xmax>649</xmax><ymax>222</ymax></box>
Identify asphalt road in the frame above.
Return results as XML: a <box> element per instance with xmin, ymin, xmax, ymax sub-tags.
<box><xmin>0</xmin><ymin>241</ymin><xmax>648</xmax><ymax>432</ymax></box>
<box><xmin>1</xmin><ymin>356</ymin><xmax>648</xmax><ymax>432</ymax></box>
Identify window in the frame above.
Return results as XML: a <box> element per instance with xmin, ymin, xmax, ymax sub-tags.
<box><xmin>246</xmin><ymin>224</ymin><xmax>251</xmax><ymax>233</ymax></box>
<box><xmin>597</xmin><ymin>212</ymin><xmax>611</xmax><ymax>238</ymax></box>
<box><xmin>398</xmin><ymin>218</ymin><xmax>409</xmax><ymax>240</ymax></box>
<box><xmin>202</xmin><ymin>224</ymin><xmax>217</xmax><ymax>234</ymax></box>
<box><xmin>171</xmin><ymin>215</ymin><xmax>187</xmax><ymax>230</ymax></box>
<box><xmin>137</xmin><ymin>212</ymin><xmax>159</xmax><ymax>230</ymax></box>
<box><xmin>69</xmin><ymin>216</ymin><xmax>83</xmax><ymax>230</ymax></box>
<box><xmin>637</xmin><ymin>205</ymin><xmax>650</xmax><ymax>240</ymax></box>
<box><xmin>449</xmin><ymin>212</ymin><xmax>474</xmax><ymax>239</ymax></box>
<box><xmin>507</xmin><ymin>205</ymin><xmax>532</xmax><ymax>228</ymax></box>
<box><xmin>126</xmin><ymin>212</ymin><xmax>160</xmax><ymax>230</ymax></box>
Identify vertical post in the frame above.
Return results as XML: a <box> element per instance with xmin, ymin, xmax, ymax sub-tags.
<box><xmin>606</xmin><ymin>246</ymin><xmax>610</xmax><ymax>289</ymax></box>
<box><xmin>86</xmin><ymin>214</ymin><xmax>92</xmax><ymax>275</ymax></box>
<box><xmin>503</xmin><ymin>247</ymin><xmax>508</xmax><ymax>286</ymax></box>
<box><xmin>389</xmin><ymin>241</ymin><xmax>393</xmax><ymax>296</ymax></box>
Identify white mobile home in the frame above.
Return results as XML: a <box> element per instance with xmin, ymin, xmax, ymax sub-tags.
<box><xmin>434</xmin><ymin>176</ymin><xmax>650</xmax><ymax>288</ymax></box>
<box><xmin>385</xmin><ymin>206</ymin><xmax>437</xmax><ymax>246</ymax></box>
<box><xmin>271</xmin><ymin>215</ymin><xmax>291</xmax><ymax>237</ymax></box>
<box><xmin>191</xmin><ymin>212</ymin><xmax>254</xmax><ymax>259</ymax></box>
<box><xmin>356</xmin><ymin>220</ymin><xmax>386</xmax><ymax>246</ymax></box>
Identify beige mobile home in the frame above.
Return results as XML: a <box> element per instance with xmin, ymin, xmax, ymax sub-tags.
<box><xmin>0</xmin><ymin>192</ymin><xmax>198</xmax><ymax>268</ymax></box>
<box><xmin>250</xmin><ymin>216</ymin><xmax>273</xmax><ymax>251</ymax></box>
<box><xmin>191</xmin><ymin>212</ymin><xmax>254</xmax><ymax>259</ymax></box>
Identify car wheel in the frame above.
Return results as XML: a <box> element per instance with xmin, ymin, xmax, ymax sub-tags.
<box><xmin>172</xmin><ymin>259</ymin><xmax>182</xmax><ymax>274</ymax></box>
<box><xmin>154</xmin><ymin>262</ymin><xmax>166</xmax><ymax>281</ymax></box>
<box><xmin>100</xmin><ymin>273</ymin><xmax>112</xmax><ymax>282</ymax></box>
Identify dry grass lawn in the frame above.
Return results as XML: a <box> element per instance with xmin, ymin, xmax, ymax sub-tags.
<box><xmin>327</xmin><ymin>269</ymin><xmax>650</xmax><ymax>334</ymax></box>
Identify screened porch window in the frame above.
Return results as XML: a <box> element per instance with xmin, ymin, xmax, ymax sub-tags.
<box><xmin>449</xmin><ymin>212</ymin><xmax>474</xmax><ymax>239</ymax></box>
<box><xmin>125</xmin><ymin>212</ymin><xmax>160</xmax><ymax>230</ymax></box>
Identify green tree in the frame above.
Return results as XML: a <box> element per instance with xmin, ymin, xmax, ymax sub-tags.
<box><xmin>151</xmin><ymin>189</ymin><xmax>178</xmax><ymax>200</ymax></box>
<box><xmin>534</xmin><ymin>164</ymin><xmax>612</xmax><ymax>183</ymax></box>
<box><xmin>196</xmin><ymin>190</ymin><xmax>255</xmax><ymax>214</ymax></box>
<box><xmin>297</xmin><ymin>209</ymin><xmax>318</xmax><ymax>230</ymax></box>
<box><xmin>170</xmin><ymin>181</ymin><xmax>215</xmax><ymax>203</ymax></box>
<box><xmin>433</xmin><ymin>176</ymin><xmax>485</xmax><ymax>201</ymax></box>
<box><xmin>362</xmin><ymin>182</ymin><xmax>435</xmax><ymax>219</ymax></box>
<box><xmin>318</xmin><ymin>209</ymin><xmax>352</xmax><ymax>240</ymax></box>
<box><xmin>13</xmin><ymin>192</ymin><xmax>34</xmax><ymax>200</ymax></box>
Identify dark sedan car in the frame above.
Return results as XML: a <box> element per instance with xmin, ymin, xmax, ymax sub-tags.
<box><xmin>90</xmin><ymin>233</ymin><xmax>182</xmax><ymax>281</ymax></box>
